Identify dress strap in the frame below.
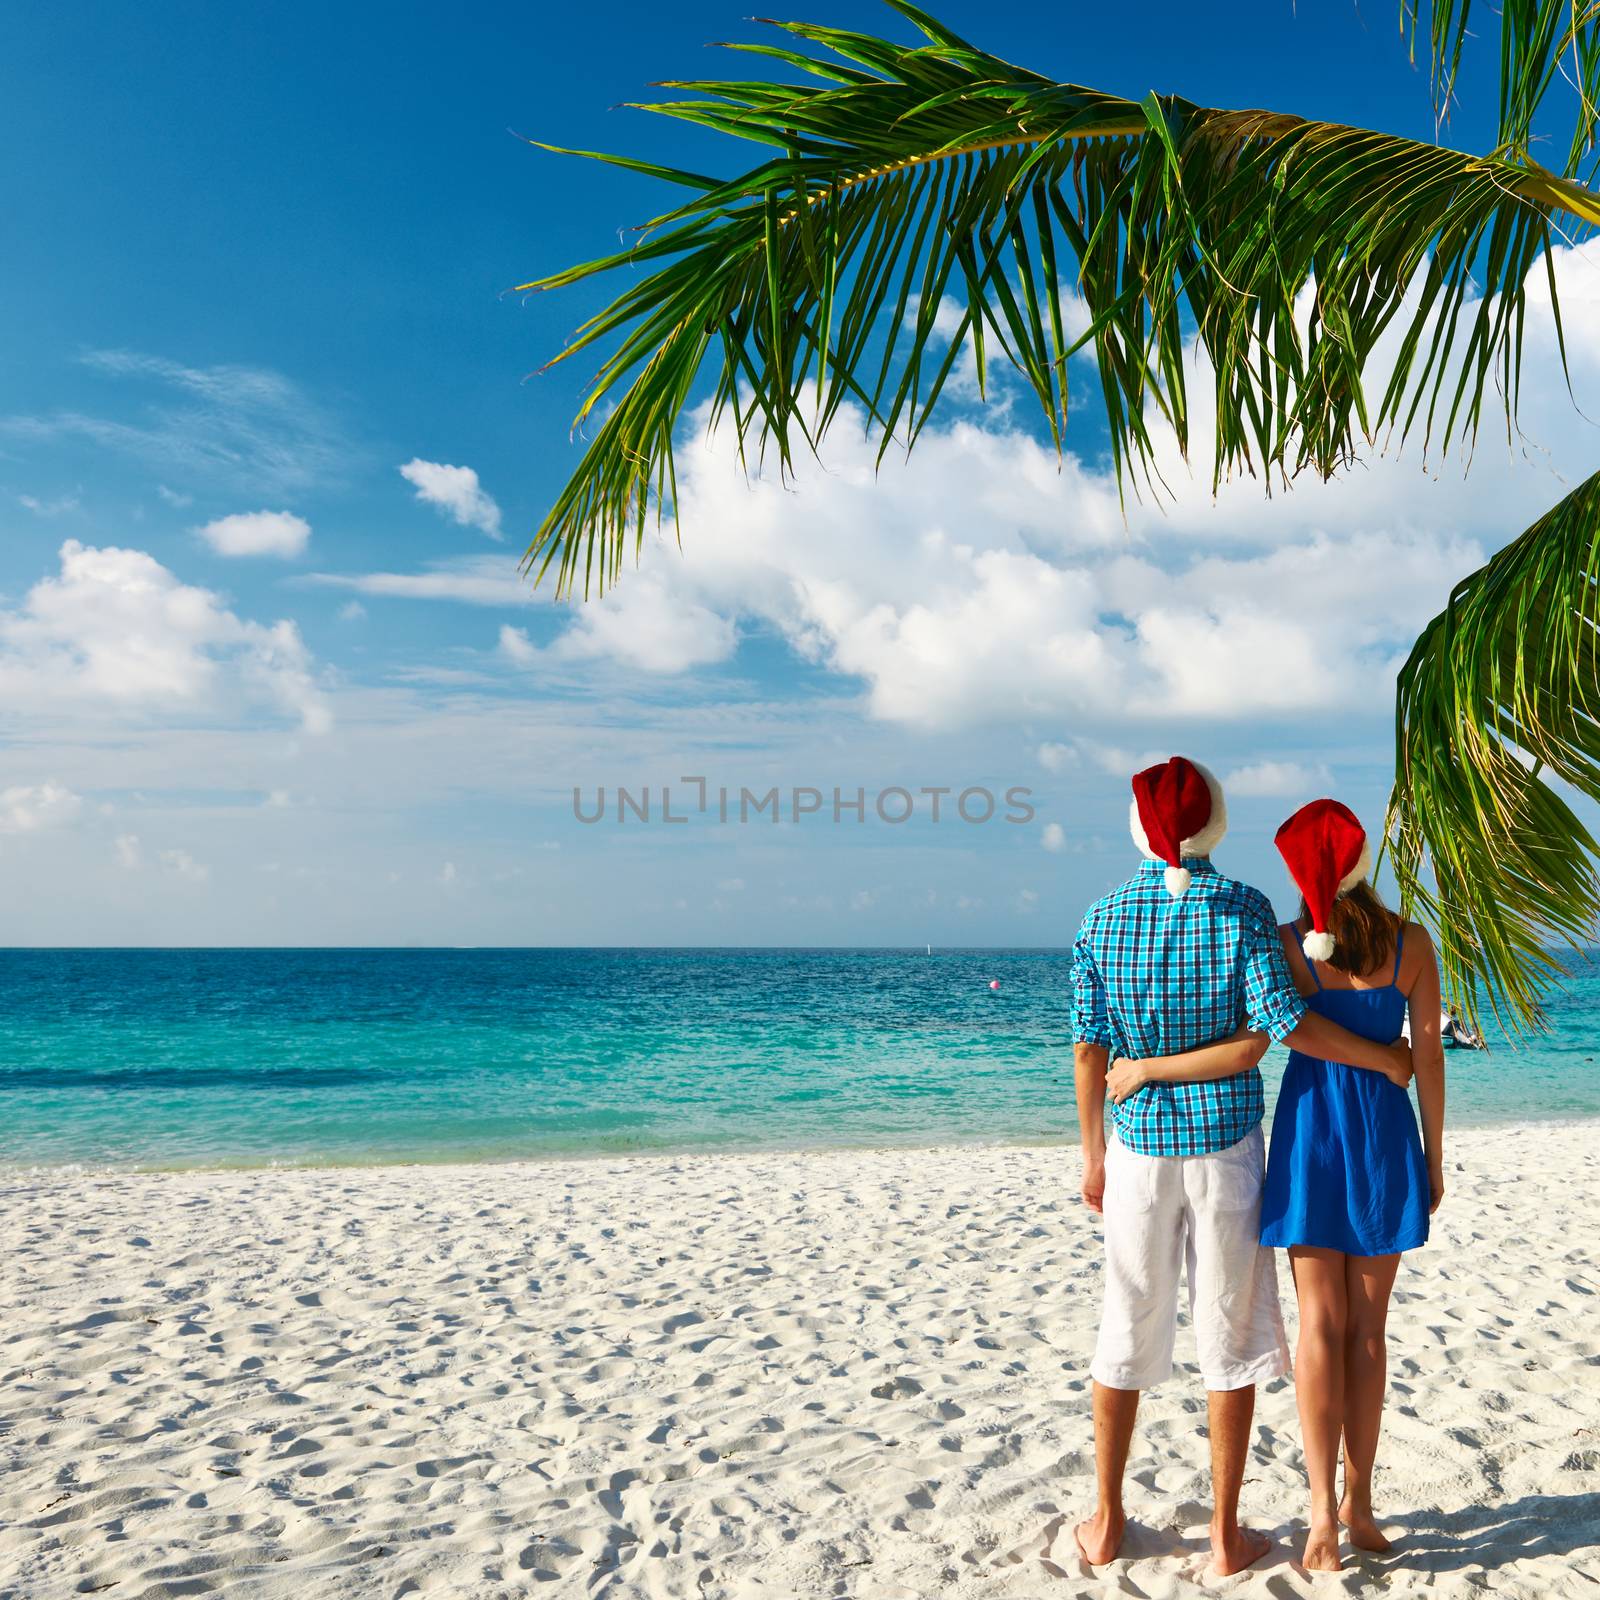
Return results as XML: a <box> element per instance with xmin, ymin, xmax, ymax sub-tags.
<box><xmin>1392</xmin><ymin>922</ymin><xmax>1406</xmax><ymax>986</ymax></box>
<box><xmin>1292</xmin><ymin>921</ymin><xmax>1324</xmax><ymax>990</ymax></box>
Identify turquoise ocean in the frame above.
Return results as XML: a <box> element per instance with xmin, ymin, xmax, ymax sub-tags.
<box><xmin>2</xmin><ymin>948</ymin><xmax>1597</xmax><ymax>1171</ymax></box>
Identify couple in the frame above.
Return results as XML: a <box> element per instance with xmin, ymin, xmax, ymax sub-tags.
<box><xmin>1071</xmin><ymin>756</ymin><xmax>1447</xmax><ymax>1575</ymax></box>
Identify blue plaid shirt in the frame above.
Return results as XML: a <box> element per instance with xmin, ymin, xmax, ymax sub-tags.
<box><xmin>1071</xmin><ymin>857</ymin><xmax>1307</xmax><ymax>1156</ymax></box>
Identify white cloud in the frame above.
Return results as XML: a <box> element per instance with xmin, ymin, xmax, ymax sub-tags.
<box><xmin>115</xmin><ymin>833</ymin><xmax>142</xmax><ymax>870</ymax></box>
<box><xmin>308</xmin><ymin>556</ymin><xmax>524</xmax><ymax>606</ymax></box>
<box><xmin>527</xmin><ymin>238</ymin><xmax>1600</xmax><ymax>731</ymax></box>
<box><xmin>337</xmin><ymin>600</ymin><xmax>366</xmax><ymax>622</ymax></box>
<box><xmin>573</xmin><ymin>403</ymin><xmax>1479</xmax><ymax>728</ymax></box>
<box><xmin>321</xmin><ymin>559</ymin><xmax>730</xmax><ymax>675</ymax></box>
<box><xmin>0</xmin><ymin>540</ymin><xmax>331</xmax><ymax>733</ymax></box>
<box><xmin>1060</xmin><ymin>739</ymin><xmax>1171</xmax><ymax>778</ymax></box>
<box><xmin>498</xmin><ymin>577</ymin><xmax>735</xmax><ymax>675</ymax></box>
<box><xmin>1041</xmin><ymin>822</ymin><xmax>1067</xmax><ymax>852</ymax></box>
<box><xmin>161</xmin><ymin>848</ymin><xmax>210</xmax><ymax>882</ymax></box>
<box><xmin>1224</xmin><ymin>760</ymin><xmax>1332</xmax><ymax>799</ymax></box>
<box><xmin>0</xmin><ymin>782</ymin><xmax>84</xmax><ymax>835</ymax></box>
<box><xmin>3</xmin><ymin>351</ymin><xmax>347</xmax><ymax>494</ymax></box>
<box><xmin>547</xmin><ymin>570</ymin><xmax>735</xmax><ymax>674</ymax></box>
<box><xmin>499</xmin><ymin>624</ymin><xmax>537</xmax><ymax>666</ymax></box>
<box><xmin>1037</xmin><ymin>742</ymin><xmax>1075</xmax><ymax>772</ymax></box>
<box><xmin>157</xmin><ymin>484</ymin><xmax>193</xmax><ymax>508</ymax></box>
<box><xmin>197</xmin><ymin>509</ymin><xmax>311</xmax><ymax>558</ymax></box>
<box><xmin>399</xmin><ymin>459</ymin><xmax>503</xmax><ymax>539</ymax></box>
<box><xmin>388</xmin><ymin>664</ymin><xmax>500</xmax><ymax>688</ymax></box>
<box><xmin>18</xmin><ymin>492</ymin><xmax>80</xmax><ymax>518</ymax></box>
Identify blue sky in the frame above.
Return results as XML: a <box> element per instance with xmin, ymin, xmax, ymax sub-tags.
<box><xmin>3</xmin><ymin>1</ymin><xmax>1597</xmax><ymax>945</ymax></box>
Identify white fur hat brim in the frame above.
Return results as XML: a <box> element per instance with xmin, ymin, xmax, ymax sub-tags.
<box><xmin>1338</xmin><ymin>838</ymin><xmax>1373</xmax><ymax>896</ymax></box>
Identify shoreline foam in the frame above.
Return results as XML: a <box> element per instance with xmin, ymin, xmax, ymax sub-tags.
<box><xmin>4</xmin><ymin>1102</ymin><xmax>1597</xmax><ymax>1180</ymax></box>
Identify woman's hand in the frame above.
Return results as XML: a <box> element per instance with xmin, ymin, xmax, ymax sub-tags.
<box><xmin>1429</xmin><ymin>1163</ymin><xmax>1446</xmax><ymax>1213</ymax></box>
<box><xmin>1105</xmin><ymin>1057</ymin><xmax>1150</xmax><ymax>1103</ymax></box>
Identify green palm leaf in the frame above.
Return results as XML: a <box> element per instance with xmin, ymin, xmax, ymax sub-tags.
<box><xmin>518</xmin><ymin>3</ymin><xmax>1600</xmax><ymax>597</ymax></box>
<box><xmin>1388</xmin><ymin>470</ymin><xmax>1600</xmax><ymax>1035</ymax></box>
<box><xmin>1403</xmin><ymin>0</ymin><xmax>1600</xmax><ymax>183</ymax></box>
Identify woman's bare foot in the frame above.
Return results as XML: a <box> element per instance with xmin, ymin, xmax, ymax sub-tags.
<box><xmin>1339</xmin><ymin>1500</ymin><xmax>1393</xmax><ymax>1552</ymax></box>
<box><xmin>1074</xmin><ymin>1508</ymin><xmax>1125</xmax><ymax>1565</ymax></box>
<box><xmin>1210</xmin><ymin>1522</ymin><xmax>1272</xmax><ymax>1577</ymax></box>
<box><xmin>1301</xmin><ymin>1521</ymin><xmax>1343</xmax><ymax>1572</ymax></box>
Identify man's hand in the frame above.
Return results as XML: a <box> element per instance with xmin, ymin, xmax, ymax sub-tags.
<box><xmin>1081</xmin><ymin>1153</ymin><xmax>1106</xmax><ymax>1214</ymax></box>
<box><xmin>1382</xmin><ymin>1038</ymin><xmax>1414</xmax><ymax>1090</ymax></box>
<box><xmin>1429</xmin><ymin>1162</ymin><xmax>1446</xmax><ymax>1213</ymax></box>
<box><xmin>1104</xmin><ymin>1057</ymin><xmax>1149</xmax><ymax>1104</ymax></box>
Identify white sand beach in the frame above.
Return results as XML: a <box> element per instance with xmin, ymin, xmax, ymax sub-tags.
<box><xmin>2</xmin><ymin>1123</ymin><xmax>1597</xmax><ymax>1600</ymax></box>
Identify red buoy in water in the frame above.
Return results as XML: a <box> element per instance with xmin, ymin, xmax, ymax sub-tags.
<box><xmin>989</xmin><ymin>979</ymin><xmax>1001</xmax><ymax>991</ymax></box>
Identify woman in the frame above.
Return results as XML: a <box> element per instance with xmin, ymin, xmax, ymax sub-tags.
<box><xmin>1104</xmin><ymin>798</ymin><xmax>1446</xmax><ymax>1572</ymax></box>
<box><xmin>1262</xmin><ymin>798</ymin><xmax>1445</xmax><ymax>1569</ymax></box>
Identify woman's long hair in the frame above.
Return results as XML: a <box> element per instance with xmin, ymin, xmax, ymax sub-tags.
<box><xmin>1301</xmin><ymin>880</ymin><xmax>1401</xmax><ymax>976</ymax></box>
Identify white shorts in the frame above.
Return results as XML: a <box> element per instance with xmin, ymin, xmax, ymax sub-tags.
<box><xmin>1091</xmin><ymin>1125</ymin><xmax>1289</xmax><ymax>1393</ymax></box>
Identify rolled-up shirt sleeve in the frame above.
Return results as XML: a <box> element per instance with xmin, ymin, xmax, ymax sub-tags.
<box><xmin>1071</xmin><ymin>925</ymin><xmax>1113</xmax><ymax>1048</ymax></box>
<box><xmin>1241</xmin><ymin>900</ymin><xmax>1307</xmax><ymax>1043</ymax></box>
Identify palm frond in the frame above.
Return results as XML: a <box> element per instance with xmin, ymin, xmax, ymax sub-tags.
<box><xmin>1387</xmin><ymin>469</ymin><xmax>1600</xmax><ymax>1035</ymax></box>
<box><xmin>519</xmin><ymin>5</ymin><xmax>1600</xmax><ymax>597</ymax></box>
<box><xmin>1402</xmin><ymin>0</ymin><xmax>1600</xmax><ymax>183</ymax></box>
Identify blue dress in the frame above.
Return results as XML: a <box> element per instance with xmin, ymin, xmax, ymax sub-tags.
<box><xmin>1260</xmin><ymin>925</ymin><xmax>1430</xmax><ymax>1256</ymax></box>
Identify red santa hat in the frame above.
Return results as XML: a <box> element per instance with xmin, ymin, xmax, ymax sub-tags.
<box><xmin>1273</xmin><ymin>798</ymin><xmax>1373</xmax><ymax>962</ymax></box>
<box><xmin>1128</xmin><ymin>756</ymin><xmax>1228</xmax><ymax>897</ymax></box>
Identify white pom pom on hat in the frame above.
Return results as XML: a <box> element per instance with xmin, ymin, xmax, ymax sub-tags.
<box><xmin>1273</xmin><ymin>799</ymin><xmax>1373</xmax><ymax>961</ymax></box>
<box><xmin>1128</xmin><ymin>757</ymin><xmax>1227</xmax><ymax>897</ymax></box>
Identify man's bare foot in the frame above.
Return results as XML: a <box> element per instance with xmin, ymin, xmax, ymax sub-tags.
<box><xmin>1339</xmin><ymin>1500</ymin><xmax>1393</xmax><ymax>1552</ymax></box>
<box><xmin>1074</xmin><ymin>1508</ymin><xmax>1125</xmax><ymax>1565</ymax></box>
<box><xmin>1210</xmin><ymin>1522</ymin><xmax>1272</xmax><ymax>1577</ymax></box>
<box><xmin>1301</xmin><ymin>1521</ymin><xmax>1343</xmax><ymax>1572</ymax></box>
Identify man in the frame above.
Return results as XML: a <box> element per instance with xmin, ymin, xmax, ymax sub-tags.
<box><xmin>1071</xmin><ymin>756</ymin><xmax>1411</xmax><ymax>1575</ymax></box>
